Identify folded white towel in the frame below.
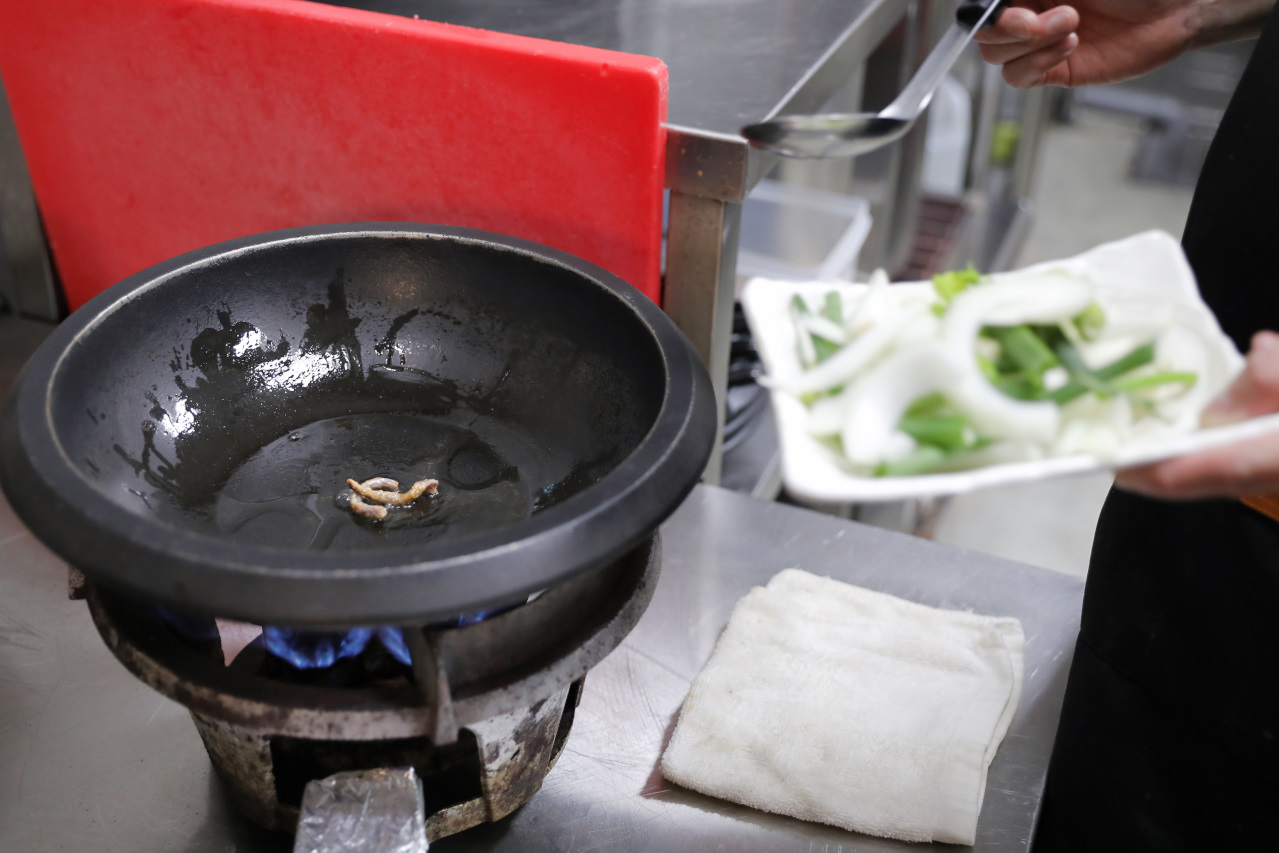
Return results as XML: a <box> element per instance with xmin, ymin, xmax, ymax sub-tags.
<box><xmin>660</xmin><ymin>568</ymin><xmax>1024</xmax><ymax>845</ymax></box>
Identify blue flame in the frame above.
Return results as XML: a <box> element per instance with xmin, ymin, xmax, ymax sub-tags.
<box><xmin>157</xmin><ymin>606</ymin><xmax>502</xmax><ymax>670</ymax></box>
<box><xmin>262</xmin><ymin>626</ymin><xmax>374</xmax><ymax>669</ymax></box>
<box><xmin>261</xmin><ymin>626</ymin><xmax>418</xmax><ymax>669</ymax></box>
<box><xmin>375</xmin><ymin>627</ymin><xmax>411</xmax><ymax>666</ymax></box>
<box><xmin>260</xmin><ymin>613</ymin><xmax>497</xmax><ymax>669</ymax></box>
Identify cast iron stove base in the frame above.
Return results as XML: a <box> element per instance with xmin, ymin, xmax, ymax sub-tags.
<box><xmin>82</xmin><ymin>535</ymin><xmax>660</xmax><ymax>841</ymax></box>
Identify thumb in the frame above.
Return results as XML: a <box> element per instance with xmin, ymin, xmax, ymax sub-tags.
<box><xmin>1201</xmin><ymin>331</ymin><xmax>1279</xmax><ymax>426</ymax></box>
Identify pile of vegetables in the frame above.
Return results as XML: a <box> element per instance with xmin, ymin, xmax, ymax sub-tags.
<box><xmin>776</xmin><ymin>266</ymin><xmax>1201</xmax><ymax>476</ymax></box>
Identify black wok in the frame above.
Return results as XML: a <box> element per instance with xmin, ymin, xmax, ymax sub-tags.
<box><xmin>0</xmin><ymin>224</ymin><xmax>715</xmax><ymax>627</ymax></box>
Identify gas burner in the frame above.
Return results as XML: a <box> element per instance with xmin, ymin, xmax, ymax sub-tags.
<box><xmin>2</xmin><ymin>224</ymin><xmax>714</xmax><ymax>846</ymax></box>
<box><xmin>83</xmin><ymin>536</ymin><xmax>660</xmax><ymax>841</ymax></box>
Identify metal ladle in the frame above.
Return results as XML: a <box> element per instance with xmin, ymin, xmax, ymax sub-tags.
<box><xmin>742</xmin><ymin>0</ymin><xmax>1007</xmax><ymax>159</ymax></box>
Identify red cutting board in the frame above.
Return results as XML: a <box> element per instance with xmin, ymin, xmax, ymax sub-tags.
<box><xmin>0</xmin><ymin>0</ymin><xmax>668</xmax><ymax>310</ymax></box>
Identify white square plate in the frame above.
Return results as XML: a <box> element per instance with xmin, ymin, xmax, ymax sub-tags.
<box><xmin>742</xmin><ymin>230</ymin><xmax>1279</xmax><ymax>502</ymax></box>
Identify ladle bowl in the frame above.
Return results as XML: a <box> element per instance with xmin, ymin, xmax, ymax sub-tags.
<box><xmin>741</xmin><ymin>113</ymin><xmax>914</xmax><ymax>160</ymax></box>
<box><xmin>742</xmin><ymin>0</ymin><xmax>1006</xmax><ymax>159</ymax></box>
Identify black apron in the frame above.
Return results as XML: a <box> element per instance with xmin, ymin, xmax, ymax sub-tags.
<box><xmin>1034</xmin><ymin>12</ymin><xmax>1279</xmax><ymax>851</ymax></box>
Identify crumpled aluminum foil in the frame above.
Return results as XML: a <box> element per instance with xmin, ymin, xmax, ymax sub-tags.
<box><xmin>293</xmin><ymin>767</ymin><xmax>428</xmax><ymax>853</ymax></box>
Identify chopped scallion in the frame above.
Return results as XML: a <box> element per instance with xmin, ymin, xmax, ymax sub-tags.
<box><xmin>875</xmin><ymin>445</ymin><xmax>949</xmax><ymax>477</ymax></box>
<box><xmin>899</xmin><ymin>414</ymin><xmax>977</xmax><ymax>451</ymax></box>
<box><xmin>905</xmin><ymin>392</ymin><xmax>949</xmax><ymax>417</ymax></box>
<box><xmin>932</xmin><ymin>265</ymin><xmax>981</xmax><ymax>305</ymax></box>
<box><xmin>822</xmin><ymin>291</ymin><xmax>842</xmax><ymax>325</ymax></box>
<box><xmin>1112</xmin><ymin>371</ymin><xmax>1198</xmax><ymax>393</ymax></box>
<box><xmin>988</xmin><ymin>325</ymin><xmax>1059</xmax><ymax>377</ymax></box>
<box><xmin>1072</xmin><ymin>303</ymin><xmax>1106</xmax><ymax>341</ymax></box>
<box><xmin>1097</xmin><ymin>342</ymin><xmax>1157</xmax><ymax>380</ymax></box>
<box><xmin>813</xmin><ymin>336</ymin><xmax>840</xmax><ymax>363</ymax></box>
<box><xmin>1045</xmin><ymin>341</ymin><xmax>1156</xmax><ymax>404</ymax></box>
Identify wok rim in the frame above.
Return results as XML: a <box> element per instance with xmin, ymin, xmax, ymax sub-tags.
<box><xmin>0</xmin><ymin>223</ymin><xmax>715</xmax><ymax>627</ymax></box>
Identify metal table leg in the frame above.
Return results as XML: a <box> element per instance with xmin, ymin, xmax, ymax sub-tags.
<box><xmin>662</xmin><ymin>189</ymin><xmax>742</xmax><ymax>485</ymax></box>
<box><xmin>661</xmin><ymin>127</ymin><xmax>755</xmax><ymax>486</ymax></box>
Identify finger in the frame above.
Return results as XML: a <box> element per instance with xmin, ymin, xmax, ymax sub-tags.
<box><xmin>1201</xmin><ymin>330</ymin><xmax>1279</xmax><ymax>426</ymax></box>
<box><xmin>973</xmin><ymin>6</ymin><xmax>1079</xmax><ymax>46</ymax></box>
<box><xmin>980</xmin><ymin>32</ymin><xmax>1073</xmax><ymax>66</ymax></box>
<box><xmin>1118</xmin><ymin>330</ymin><xmax>1279</xmax><ymax>500</ymax></box>
<box><xmin>972</xmin><ymin>7</ymin><xmax>1044</xmax><ymax>44</ymax></box>
<box><xmin>1116</xmin><ymin>430</ymin><xmax>1279</xmax><ymax>500</ymax></box>
<box><xmin>1001</xmin><ymin>34</ymin><xmax>1078</xmax><ymax>88</ymax></box>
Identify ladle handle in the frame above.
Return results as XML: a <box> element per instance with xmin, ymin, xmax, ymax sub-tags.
<box><xmin>957</xmin><ymin>0</ymin><xmax>1007</xmax><ymax>30</ymax></box>
<box><xmin>881</xmin><ymin>0</ymin><xmax>1006</xmax><ymax>121</ymax></box>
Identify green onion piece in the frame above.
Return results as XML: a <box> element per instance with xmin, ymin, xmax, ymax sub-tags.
<box><xmin>1112</xmin><ymin>371</ymin><xmax>1198</xmax><ymax>393</ymax></box>
<box><xmin>1053</xmin><ymin>337</ymin><xmax>1115</xmax><ymax>396</ymax></box>
<box><xmin>791</xmin><ymin>295</ymin><xmax>817</xmax><ymax>367</ymax></box>
<box><xmin>987</xmin><ymin>325</ymin><xmax>1059</xmax><ymax>377</ymax></box>
<box><xmin>1128</xmin><ymin>397</ymin><xmax>1158</xmax><ymax>417</ymax></box>
<box><xmin>1046</xmin><ymin>341</ymin><xmax>1157</xmax><ymax>404</ymax></box>
<box><xmin>789</xmin><ymin>292</ymin><xmax>843</xmax><ymax>365</ymax></box>
<box><xmin>1097</xmin><ymin>342</ymin><xmax>1157</xmax><ymax>380</ymax></box>
<box><xmin>905</xmin><ymin>392</ymin><xmax>949</xmax><ymax>417</ymax></box>
<box><xmin>977</xmin><ymin>325</ymin><xmax>1066</xmax><ymax>400</ymax></box>
<box><xmin>1044</xmin><ymin>381</ymin><xmax>1088</xmax><ymax>405</ymax></box>
<box><xmin>801</xmin><ymin>385</ymin><xmax>844</xmax><ymax>406</ymax></box>
<box><xmin>899</xmin><ymin>414</ymin><xmax>977</xmax><ymax>451</ymax></box>
<box><xmin>977</xmin><ymin>354</ymin><xmax>1001</xmax><ymax>384</ymax></box>
<box><xmin>875</xmin><ymin>445</ymin><xmax>949</xmax><ymax>477</ymax></box>
<box><xmin>996</xmin><ymin>374</ymin><xmax>1043</xmax><ymax>401</ymax></box>
<box><xmin>932</xmin><ymin>265</ymin><xmax>981</xmax><ymax>305</ymax></box>
<box><xmin>812</xmin><ymin>335</ymin><xmax>840</xmax><ymax>363</ymax></box>
<box><xmin>1072</xmin><ymin>303</ymin><xmax>1107</xmax><ymax>341</ymax></box>
<box><xmin>822</xmin><ymin>291</ymin><xmax>842</xmax><ymax>325</ymax></box>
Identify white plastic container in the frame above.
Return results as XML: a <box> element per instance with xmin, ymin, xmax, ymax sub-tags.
<box><xmin>737</xmin><ymin>180</ymin><xmax>872</xmax><ymax>282</ymax></box>
<box><xmin>741</xmin><ymin>230</ymin><xmax>1269</xmax><ymax>503</ymax></box>
<box><xmin>921</xmin><ymin>75</ymin><xmax>972</xmax><ymax>196</ymax></box>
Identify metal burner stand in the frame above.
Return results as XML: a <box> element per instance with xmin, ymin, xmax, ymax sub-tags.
<box><xmin>82</xmin><ymin>535</ymin><xmax>660</xmax><ymax>842</ymax></box>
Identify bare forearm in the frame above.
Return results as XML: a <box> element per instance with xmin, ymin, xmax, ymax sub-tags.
<box><xmin>1188</xmin><ymin>0</ymin><xmax>1275</xmax><ymax>50</ymax></box>
<box><xmin>977</xmin><ymin>0</ymin><xmax>1274</xmax><ymax>88</ymax></box>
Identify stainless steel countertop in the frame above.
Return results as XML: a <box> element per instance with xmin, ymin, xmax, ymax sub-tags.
<box><xmin>0</xmin><ymin>482</ymin><xmax>1082</xmax><ymax>852</ymax></box>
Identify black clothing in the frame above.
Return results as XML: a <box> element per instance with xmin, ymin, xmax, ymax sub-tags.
<box><xmin>1034</xmin><ymin>11</ymin><xmax>1279</xmax><ymax>851</ymax></box>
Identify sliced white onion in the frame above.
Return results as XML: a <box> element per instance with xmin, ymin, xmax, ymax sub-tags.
<box><xmin>933</xmin><ymin>439</ymin><xmax>1044</xmax><ymax>471</ymax></box>
<box><xmin>807</xmin><ymin>389</ymin><xmax>852</xmax><ymax>437</ymax></box>
<box><xmin>942</xmin><ymin>278</ymin><xmax>1094</xmax><ymax>442</ymax></box>
<box><xmin>951</xmin><ymin>278</ymin><xmax>1095</xmax><ymax>330</ymax></box>
<box><xmin>1153</xmin><ymin>326</ymin><xmax>1216</xmax><ymax>431</ymax></box>
<box><xmin>1112</xmin><ymin>392</ymin><xmax>1134</xmax><ymax>445</ymax></box>
<box><xmin>802</xmin><ymin>313</ymin><xmax>847</xmax><ymax>344</ymax></box>
<box><xmin>791</xmin><ymin>299</ymin><xmax>818</xmax><ymax>367</ymax></box>
<box><xmin>782</xmin><ymin>302</ymin><xmax>930</xmax><ymax>397</ymax></box>
<box><xmin>1074</xmin><ymin>334</ymin><xmax>1146</xmax><ymax>371</ymax></box>
<box><xmin>895</xmin><ymin>308</ymin><xmax>942</xmax><ymax>347</ymax></box>
<box><xmin>845</xmin><ymin>268</ymin><xmax>890</xmax><ymax>335</ymax></box>
<box><xmin>839</xmin><ymin>342</ymin><xmax>963</xmax><ymax>466</ymax></box>
<box><xmin>881</xmin><ymin>430</ymin><xmax>918</xmax><ymax>462</ymax></box>
<box><xmin>1053</xmin><ymin>395</ymin><xmax>1124</xmax><ymax>457</ymax></box>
